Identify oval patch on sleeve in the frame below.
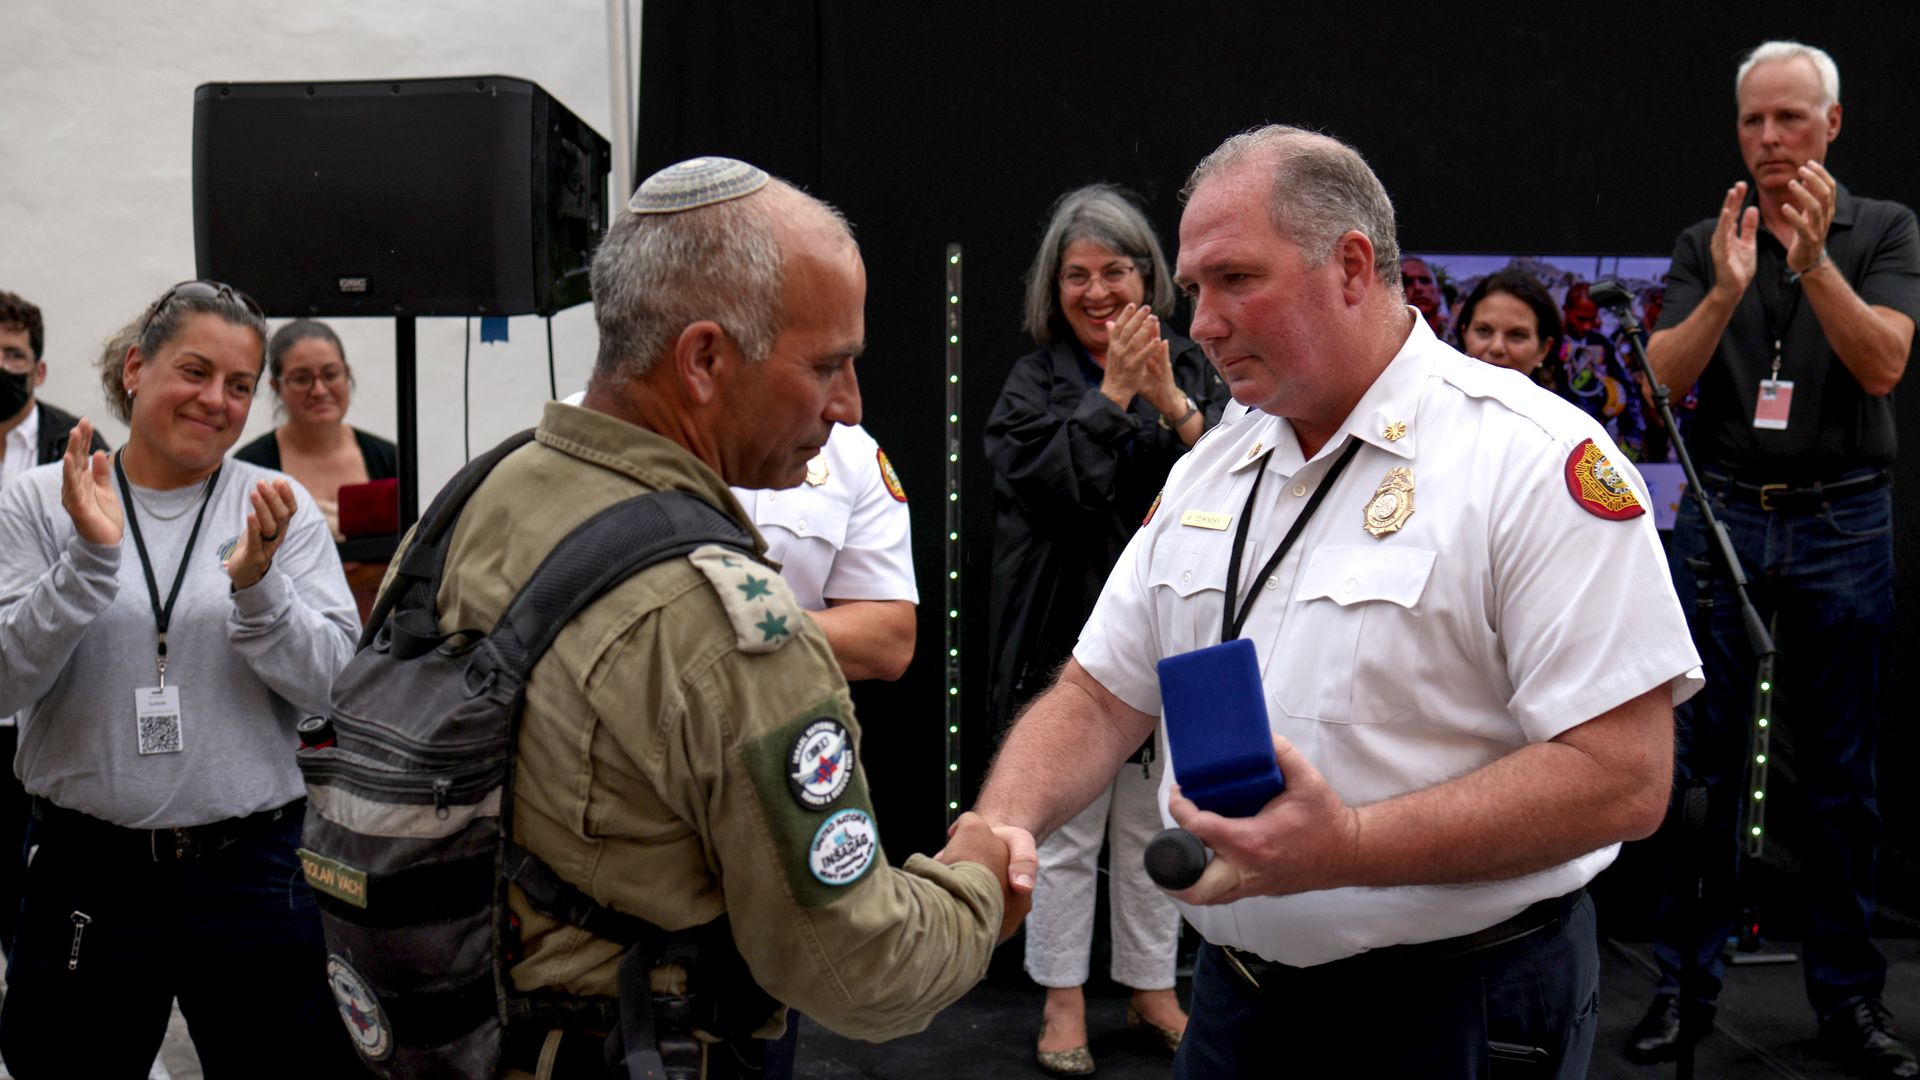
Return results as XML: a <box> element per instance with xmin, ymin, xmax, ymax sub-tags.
<box><xmin>809</xmin><ymin>808</ymin><xmax>878</xmax><ymax>885</ymax></box>
<box><xmin>1564</xmin><ymin>438</ymin><xmax>1645</xmax><ymax>520</ymax></box>
<box><xmin>877</xmin><ymin>448</ymin><xmax>907</xmax><ymax>503</ymax></box>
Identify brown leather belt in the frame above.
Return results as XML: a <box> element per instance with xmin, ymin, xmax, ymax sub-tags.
<box><xmin>1704</xmin><ymin>469</ymin><xmax>1890</xmax><ymax>514</ymax></box>
<box><xmin>1221</xmin><ymin>888</ymin><xmax>1584</xmax><ymax>990</ymax></box>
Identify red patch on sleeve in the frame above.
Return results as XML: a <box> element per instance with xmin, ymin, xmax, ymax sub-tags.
<box><xmin>876</xmin><ymin>449</ymin><xmax>907</xmax><ymax>503</ymax></box>
<box><xmin>1564</xmin><ymin>438</ymin><xmax>1645</xmax><ymax>520</ymax></box>
<box><xmin>1142</xmin><ymin>489</ymin><xmax>1163</xmax><ymax>526</ymax></box>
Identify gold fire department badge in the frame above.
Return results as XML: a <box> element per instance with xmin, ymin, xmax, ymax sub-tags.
<box><xmin>1363</xmin><ymin>467</ymin><xmax>1415</xmax><ymax>537</ymax></box>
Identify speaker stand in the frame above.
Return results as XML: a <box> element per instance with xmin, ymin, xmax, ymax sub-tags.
<box><xmin>395</xmin><ymin>315</ymin><xmax>419</xmax><ymax>531</ymax></box>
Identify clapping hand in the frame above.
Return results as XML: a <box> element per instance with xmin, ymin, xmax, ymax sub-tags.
<box><xmin>1782</xmin><ymin>161</ymin><xmax>1839</xmax><ymax>274</ymax></box>
<box><xmin>936</xmin><ymin>811</ymin><xmax>1037</xmax><ymax>942</ymax></box>
<box><xmin>1710</xmin><ymin>181</ymin><xmax>1760</xmax><ymax>298</ymax></box>
<box><xmin>58</xmin><ymin>420</ymin><xmax>121</xmax><ymax>546</ymax></box>
<box><xmin>224</xmin><ymin>478</ymin><xmax>296</xmax><ymax>590</ymax></box>
<box><xmin>1100</xmin><ymin>304</ymin><xmax>1178</xmax><ymax>414</ymax></box>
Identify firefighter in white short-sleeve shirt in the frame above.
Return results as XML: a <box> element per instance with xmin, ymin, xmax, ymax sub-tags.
<box><xmin>1074</xmin><ymin>315</ymin><xmax>1704</xmax><ymax>967</ymax></box>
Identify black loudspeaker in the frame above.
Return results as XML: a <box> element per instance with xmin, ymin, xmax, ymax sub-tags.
<box><xmin>193</xmin><ymin>76</ymin><xmax>610</xmax><ymax>317</ymax></box>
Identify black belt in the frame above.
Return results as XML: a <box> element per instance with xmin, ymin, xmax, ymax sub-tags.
<box><xmin>1703</xmin><ymin>468</ymin><xmax>1890</xmax><ymax>514</ymax></box>
<box><xmin>29</xmin><ymin>796</ymin><xmax>303</xmax><ymax>862</ymax></box>
<box><xmin>1221</xmin><ymin>889</ymin><xmax>1584</xmax><ymax>991</ymax></box>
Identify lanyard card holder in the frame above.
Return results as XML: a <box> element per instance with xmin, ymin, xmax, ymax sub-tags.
<box><xmin>1156</xmin><ymin>638</ymin><xmax>1283</xmax><ymax>818</ymax></box>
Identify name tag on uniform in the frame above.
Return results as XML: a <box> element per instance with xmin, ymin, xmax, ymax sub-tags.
<box><xmin>1754</xmin><ymin>379</ymin><xmax>1793</xmax><ymax>430</ymax></box>
<box><xmin>134</xmin><ymin>686</ymin><xmax>184</xmax><ymax>756</ymax></box>
<box><xmin>1179</xmin><ymin>509</ymin><xmax>1232</xmax><ymax>531</ymax></box>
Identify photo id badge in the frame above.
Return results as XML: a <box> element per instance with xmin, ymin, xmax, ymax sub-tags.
<box><xmin>134</xmin><ymin>686</ymin><xmax>184</xmax><ymax>756</ymax></box>
<box><xmin>1754</xmin><ymin>379</ymin><xmax>1794</xmax><ymax>430</ymax></box>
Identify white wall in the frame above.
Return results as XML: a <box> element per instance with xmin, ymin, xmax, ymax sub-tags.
<box><xmin>2</xmin><ymin>0</ymin><xmax>623</xmax><ymax>494</ymax></box>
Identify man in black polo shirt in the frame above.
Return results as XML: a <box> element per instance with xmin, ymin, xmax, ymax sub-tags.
<box><xmin>1633</xmin><ymin>40</ymin><xmax>1920</xmax><ymax>1079</ymax></box>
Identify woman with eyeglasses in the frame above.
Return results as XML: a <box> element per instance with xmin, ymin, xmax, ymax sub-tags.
<box><xmin>234</xmin><ymin>319</ymin><xmax>397</xmax><ymax>543</ymax></box>
<box><xmin>0</xmin><ymin>282</ymin><xmax>359</xmax><ymax>1075</ymax></box>
<box><xmin>986</xmin><ymin>184</ymin><xmax>1224</xmax><ymax>1076</ymax></box>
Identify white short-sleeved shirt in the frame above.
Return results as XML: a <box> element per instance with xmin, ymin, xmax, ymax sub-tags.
<box><xmin>731</xmin><ymin>423</ymin><xmax>918</xmax><ymax>612</ymax></box>
<box><xmin>1075</xmin><ymin>315</ymin><xmax>1703</xmax><ymax>967</ymax></box>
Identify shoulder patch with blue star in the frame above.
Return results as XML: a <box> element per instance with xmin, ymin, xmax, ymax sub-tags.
<box><xmin>689</xmin><ymin>544</ymin><xmax>804</xmax><ymax>653</ymax></box>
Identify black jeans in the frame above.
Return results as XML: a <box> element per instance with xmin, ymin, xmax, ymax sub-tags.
<box><xmin>0</xmin><ymin>805</ymin><xmax>362</xmax><ymax>1078</ymax></box>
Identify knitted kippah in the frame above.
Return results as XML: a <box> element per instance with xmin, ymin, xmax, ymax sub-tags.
<box><xmin>627</xmin><ymin>156</ymin><xmax>770</xmax><ymax>214</ymax></box>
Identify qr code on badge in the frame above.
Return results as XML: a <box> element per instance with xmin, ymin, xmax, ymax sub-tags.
<box><xmin>137</xmin><ymin>713</ymin><xmax>183</xmax><ymax>755</ymax></box>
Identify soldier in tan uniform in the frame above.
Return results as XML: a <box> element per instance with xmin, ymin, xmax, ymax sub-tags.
<box><xmin>430</xmin><ymin>157</ymin><xmax>1025</xmax><ymax>1079</ymax></box>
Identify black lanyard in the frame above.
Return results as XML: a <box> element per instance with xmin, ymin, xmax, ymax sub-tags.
<box><xmin>113</xmin><ymin>453</ymin><xmax>221</xmax><ymax>686</ymax></box>
<box><xmin>1220</xmin><ymin>438</ymin><xmax>1362</xmax><ymax>643</ymax></box>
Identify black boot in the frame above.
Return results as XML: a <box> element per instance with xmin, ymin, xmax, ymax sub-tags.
<box><xmin>1626</xmin><ymin>994</ymin><xmax>1715</xmax><ymax>1063</ymax></box>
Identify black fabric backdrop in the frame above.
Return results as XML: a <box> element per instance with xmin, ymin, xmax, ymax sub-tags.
<box><xmin>635</xmin><ymin>1</ymin><xmax>1920</xmax><ymax>930</ymax></box>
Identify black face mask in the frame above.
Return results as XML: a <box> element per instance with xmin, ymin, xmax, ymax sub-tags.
<box><xmin>0</xmin><ymin>369</ymin><xmax>31</xmax><ymax>419</ymax></box>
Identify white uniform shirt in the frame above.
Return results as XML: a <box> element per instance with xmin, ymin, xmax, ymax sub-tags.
<box><xmin>1075</xmin><ymin>315</ymin><xmax>1702</xmax><ymax>967</ymax></box>
<box><xmin>731</xmin><ymin>423</ymin><xmax>918</xmax><ymax>612</ymax></box>
<box><xmin>1</xmin><ymin>403</ymin><xmax>39</xmax><ymax>491</ymax></box>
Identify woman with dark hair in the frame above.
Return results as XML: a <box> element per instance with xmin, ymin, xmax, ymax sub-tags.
<box><xmin>234</xmin><ymin>319</ymin><xmax>396</xmax><ymax>542</ymax></box>
<box><xmin>1454</xmin><ymin>268</ymin><xmax>1566</xmax><ymax>392</ymax></box>
<box><xmin>0</xmin><ymin>282</ymin><xmax>359</xmax><ymax>1075</ymax></box>
<box><xmin>987</xmin><ymin>184</ymin><xmax>1225</xmax><ymax>1075</ymax></box>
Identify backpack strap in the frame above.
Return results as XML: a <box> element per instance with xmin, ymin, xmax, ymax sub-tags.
<box><xmin>360</xmin><ymin>428</ymin><xmax>538</xmax><ymax>652</ymax></box>
<box><xmin>487</xmin><ymin>490</ymin><xmax>755</xmax><ymax>679</ymax></box>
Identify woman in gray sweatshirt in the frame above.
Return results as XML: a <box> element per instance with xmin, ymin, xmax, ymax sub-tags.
<box><xmin>0</xmin><ymin>282</ymin><xmax>360</xmax><ymax>1077</ymax></box>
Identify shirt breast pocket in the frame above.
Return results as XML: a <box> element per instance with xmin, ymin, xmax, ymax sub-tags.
<box><xmin>755</xmin><ymin>488</ymin><xmax>851</xmax><ymax>551</ymax></box>
<box><xmin>1277</xmin><ymin>545</ymin><xmax>1436</xmax><ymax>725</ymax></box>
<box><xmin>1144</xmin><ymin>538</ymin><xmax>1231</xmax><ymax>657</ymax></box>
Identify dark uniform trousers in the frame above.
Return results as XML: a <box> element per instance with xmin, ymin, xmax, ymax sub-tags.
<box><xmin>1173</xmin><ymin>891</ymin><xmax>1599</xmax><ymax>1079</ymax></box>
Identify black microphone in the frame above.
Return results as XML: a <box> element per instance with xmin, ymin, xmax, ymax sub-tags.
<box><xmin>1144</xmin><ymin>828</ymin><xmax>1210</xmax><ymax>890</ymax></box>
<box><xmin>1588</xmin><ymin>279</ymin><xmax>1634</xmax><ymax>310</ymax></box>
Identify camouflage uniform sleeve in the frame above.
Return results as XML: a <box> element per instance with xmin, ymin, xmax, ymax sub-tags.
<box><xmin>602</xmin><ymin>547</ymin><xmax>1003</xmax><ymax>1042</ymax></box>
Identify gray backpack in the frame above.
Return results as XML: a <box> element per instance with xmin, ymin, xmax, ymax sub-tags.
<box><xmin>296</xmin><ymin>430</ymin><xmax>771</xmax><ymax>1079</ymax></box>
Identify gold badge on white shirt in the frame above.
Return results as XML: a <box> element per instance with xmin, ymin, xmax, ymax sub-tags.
<box><xmin>805</xmin><ymin>454</ymin><xmax>829</xmax><ymax>487</ymax></box>
<box><xmin>1363</xmin><ymin>467</ymin><xmax>1415</xmax><ymax>537</ymax></box>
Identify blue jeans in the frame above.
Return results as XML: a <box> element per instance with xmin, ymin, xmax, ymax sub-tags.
<box><xmin>1653</xmin><ymin>477</ymin><xmax>1893</xmax><ymax>1017</ymax></box>
<box><xmin>1173</xmin><ymin>893</ymin><xmax>1600</xmax><ymax>1079</ymax></box>
<box><xmin>0</xmin><ymin>805</ymin><xmax>359</xmax><ymax>1078</ymax></box>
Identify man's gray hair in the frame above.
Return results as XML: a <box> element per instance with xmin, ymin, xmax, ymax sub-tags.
<box><xmin>589</xmin><ymin>179</ymin><xmax>851</xmax><ymax>379</ymax></box>
<box><xmin>1021</xmin><ymin>183</ymin><xmax>1178</xmax><ymax>345</ymax></box>
<box><xmin>1181</xmin><ymin>125</ymin><xmax>1402</xmax><ymax>291</ymax></box>
<box><xmin>1738</xmin><ymin>40</ymin><xmax>1841</xmax><ymax>108</ymax></box>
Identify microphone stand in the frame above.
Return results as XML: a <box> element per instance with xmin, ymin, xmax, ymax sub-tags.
<box><xmin>1594</xmin><ymin>283</ymin><xmax>1778</xmax><ymax>1080</ymax></box>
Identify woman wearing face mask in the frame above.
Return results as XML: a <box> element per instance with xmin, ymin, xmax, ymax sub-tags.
<box><xmin>987</xmin><ymin>184</ymin><xmax>1225</xmax><ymax>1076</ymax></box>
<box><xmin>233</xmin><ymin>319</ymin><xmax>397</xmax><ymax>543</ymax></box>
<box><xmin>1454</xmin><ymin>268</ymin><xmax>1566</xmax><ymax>393</ymax></box>
<box><xmin>0</xmin><ymin>282</ymin><xmax>359</xmax><ymax>1076</ymax></box>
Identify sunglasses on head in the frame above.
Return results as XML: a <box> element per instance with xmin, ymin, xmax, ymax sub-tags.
<box><xmin>139</xmin><ymin>280</ymin><xmax>265</xmax><ymax>337</ymax></box>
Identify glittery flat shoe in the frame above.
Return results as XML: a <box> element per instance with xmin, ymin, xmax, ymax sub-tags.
<box><xmin>1126</xmin><ymin>1003</ymin><xmax>1183</xmax><ymax>1053</ymax></box>
<box><xmin>1034</xmin><ymin>1037</ymin><xmax>1094</xmax><ymax>1076</ymax></box>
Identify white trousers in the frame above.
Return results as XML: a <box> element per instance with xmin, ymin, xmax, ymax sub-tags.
<box><xmin>1023</xmin><ymin>751</ymin><xmax>1181</xmax><ymax>990</ymax></box>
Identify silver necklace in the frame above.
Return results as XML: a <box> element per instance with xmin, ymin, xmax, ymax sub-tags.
<box><xmin>119</xmin><ymin>453</ymin><xmax>217</xmax><ymax>522</ymax></box>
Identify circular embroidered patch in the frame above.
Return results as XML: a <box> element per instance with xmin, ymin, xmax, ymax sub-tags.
<box><xmin>787</xmin><ymin>718</ymin><xmax>854</xmax><ymax>809</ymax></box>
<box><xmin>1564</xmin><ymin>438</ymin><xmax>1645</xmax><ymax>520</ymax></box>
<box><xmin>326</xmin><ymin>955</ymin><xmax>393</xmax><ymax>1061</ymax></box>
<box><xmin>809</xmin><ymin>808</ymin><xmax>878</xmax><ymax>886</ymax></box>
<box><xmin>877</xmin><ymin>448</ymin><xmax>907</xmax><ymax>503</ymax></box>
